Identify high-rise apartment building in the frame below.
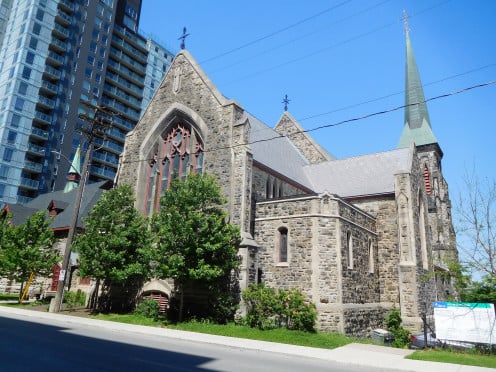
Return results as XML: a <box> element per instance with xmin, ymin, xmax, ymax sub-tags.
<box><xmin>0</xmin><ymin>0</ymin><xmax>174</xmax><ymax>204</ymax></box>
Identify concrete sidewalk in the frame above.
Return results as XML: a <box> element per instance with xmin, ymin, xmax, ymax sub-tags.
<box><xmin>0</xmin><ymin>306</ymin><xmax>492</xmax><ymax>371</ymax></box>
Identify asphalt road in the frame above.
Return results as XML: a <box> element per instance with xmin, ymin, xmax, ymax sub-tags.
<box><xmin>0</xmin><ymin>311</ymin><xmax>378</xmax><ymax>372</ymax></box>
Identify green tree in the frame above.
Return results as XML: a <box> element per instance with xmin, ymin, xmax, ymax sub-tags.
<box><xmin>151</xmin><ymin>173</ymin><xmax>240</xmax><ymax>322</ymax></box>
<box><xmin>74</xmin><ymin>184</ymin><xmax>153</xmax><ymax>312</ymax></box>
<box><xmin>461</xmin><ymin>276</ymin><xmax>496</xmax><ymax>304</ymax></box>
<box><xmin>0</xmin><ymin>211</ymin><xmax>58</xmax><ymax>301</ymax></box>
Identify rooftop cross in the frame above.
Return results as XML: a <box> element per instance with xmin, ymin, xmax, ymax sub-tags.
<box><xmin>402</xmin><ymin>10</ymin><xmax>410</xmax><ymax>34</ymax></box>
<box><xmin>178</xmin><ymin>27</ymin><xmax>189</xmax><ymax>50</ymax></box>
<box><xmin>282</xmin><ymin>94</ymin><xmax>291</xmax><ymax>111</ymax></box>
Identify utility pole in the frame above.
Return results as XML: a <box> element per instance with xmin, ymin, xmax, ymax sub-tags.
<box><xmin>49</xmin><ymin>102</ymin><xmax>116</xmax><ymax>313</ymax></box>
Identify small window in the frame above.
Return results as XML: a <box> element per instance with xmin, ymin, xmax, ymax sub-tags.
<box><xmin>85</xmin><ymin>68</ymin><xmax>92</xmax><ymax>78</ymax></box>
<box><xmin>14</xmin><ymin>97</ymin><xmax>24</xmax><ymax>111</ymax></box>
<box><xmin>0</xmin><ymin>184</ymin><xmax>5</xmax><ymax>198</ymax></box>
<box><xmin>87</xmin><ymin>55</ymin><xmax>95</xmax><ymax>65</ymax></box>
<box><xmin>11</xmin><ymin>114</ymin><xmax>21</xmax><ymax>127</ymax></box>
<box><xmin>279</xmin><ymin>227</ymin><xmax>288</xmax><ymax>263</ymax></box>
<box><xmin>22</xmin><ymin>66</ymin><xmax>31</xmax><ymax>80</ymax></box>
<box><xmin>36</xmin><ymin>9</ymin><xmax>44</xmax><ymax>21</ymax></box>
<box><xmin>346</xmin><ymin>231</ymin><xmax>353</xmax><ymax>269</ymax></box>
<box><xmin>29</xmin><ymin>36</ymin><xmax>38</xmax><ymax>50</ymax></box>
<box><xmin>32</xmin><ymin>22</ymin><xmax>41</xmax><ymax>35</ymax></box>
<box><xmin>6</xmin><ymin>130</ymin><xmax>17</xmax><ymax>144</ymax></box>
<box><xmin>25</xmin><ymin>51</ymin><xmax>35</xmax><ymax>65</ymax></box>
<box><xmin>3</xmin><ymin>148</ymin><xmax>13</xmax><ymax>162</ymax></box>
<box><xmin>18</xmin><ymin>82</ymin><xmax>28</xmax><ymax>95</ymax></box>
<box><xmin>0</xmin><ymin>165</ymin><xmax>9</xmax><ymax>179</ymax></box>
<box><xmin>368</xmin><ymin>240</ymin><xmax>374</xmax><ymax>274</ymax></box>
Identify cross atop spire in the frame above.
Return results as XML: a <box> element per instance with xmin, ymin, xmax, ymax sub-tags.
<box><xmin>178</xmin><ymin>27</ymin><xmax>189</xmax><ymax>50</ymax></box>
<box><xmin>282</xmin><ymin>94</ymin><xmax>291</xmax><ymax>111</ymax></box>
<box><xmin>402</xmin><ymin>10</ymin><xmax>410</xmax><ymax>35</ymax></box>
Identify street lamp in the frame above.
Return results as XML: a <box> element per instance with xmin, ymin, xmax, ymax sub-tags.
<box><xmin>49</xmin><ymin>103</ymin><xmax>116</xmax><ymax>313</ymax></box>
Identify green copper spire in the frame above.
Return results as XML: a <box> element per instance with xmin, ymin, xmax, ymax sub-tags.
<box><xmin>398</xmin><ymin>22</ymin><xmax>437</xmax><ymax>148</ymax></box>
<box><xmin>63</xmin><ymin>145</ymin><xmax>82</xmax><ymax>193</ymax></box>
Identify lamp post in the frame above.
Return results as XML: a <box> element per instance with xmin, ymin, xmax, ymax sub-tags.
<box><xmin>49</xmin><ymin>102</ymin><xmax>116</xmax><ymax>313</ymax></box>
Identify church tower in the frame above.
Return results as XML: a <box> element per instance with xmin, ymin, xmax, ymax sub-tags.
<box><xmin>397</xmin><ymin>18</ymin><xmax>458</xmax><ymax>303</ymax></box>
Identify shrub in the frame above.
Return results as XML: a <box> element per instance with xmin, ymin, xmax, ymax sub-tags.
<box><xmin>63</xmin><ymin>290</ymin><xmax>86</xmax><ymax>311</ymax></box>
<box><xmin>242</xmin><ymin>284</ymin><xmax>316</xmax><ymax>332</ymax></box>
<box><xmin>134</xmin><ymin>298</ymin><xmax>160</xmax><ymax>321</ymax></box>
<box><xmin>385</xmin><ymin>307</ymin><xmax>410</xmax><ymax>348</ymax></box>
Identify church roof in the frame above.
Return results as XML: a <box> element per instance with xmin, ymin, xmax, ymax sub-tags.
<box><xmin>304</xmin><ymin>147</ymin><xmax>411</xmax><ymax>197</ymax></box>
<box><xmin>247</xmin><ymin>112</ymin><xmax>314</xmax><ymax>190</ymax></box>
<box><xmin>398</xmin><ymin>31</ymin><xmax>437</xmax><ymax>148</ymax></box>
<box><xmin>12</xmin><ymin>181</ymin><xmax>112</xmax><ymax>229</ymax></box>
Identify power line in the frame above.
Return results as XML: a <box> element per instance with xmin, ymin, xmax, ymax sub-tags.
<box><xmin>199</xmin><ymin>0</ymin><xmax>352</xmax><ymax>65</ymax></box>
<box><xmin>119</xmin><ymin>79</ymin><xmax>495</xmax><ymax>166</ymax></box>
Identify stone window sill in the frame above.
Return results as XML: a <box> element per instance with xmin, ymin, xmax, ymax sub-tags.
<box><xmin>276</xmin><ymin>262</ymin><xmax>289</xmax><ymax>267</ymax></box>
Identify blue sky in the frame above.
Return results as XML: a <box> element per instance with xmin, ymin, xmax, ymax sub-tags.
<box><xmin>139</xmin><ymin>1</ymin><xmax>495</xmax><ymax>238</ymax></box>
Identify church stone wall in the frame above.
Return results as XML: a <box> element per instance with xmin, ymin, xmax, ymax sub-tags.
<box><xmin>251</xmin><ymin>166</ymin><xmax>308</xmax><ymax>200</ymax></box>
<box><xmin>254</xmin><ymin>194</ymin><xmax>383</xmax><ymax>334</ymax></box>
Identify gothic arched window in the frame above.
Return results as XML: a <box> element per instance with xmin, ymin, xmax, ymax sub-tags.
<box><xmin>145</xmin><ymin>122</ymin><xmax>204</xmax><ymax>214</ymax></box>
<box><xmin>278</xmin><ymin>227</ymin><xmax>288</xmax><ymax>263</ymax></box>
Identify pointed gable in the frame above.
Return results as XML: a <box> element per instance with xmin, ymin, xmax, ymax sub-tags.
<box><xmin>274</xmin><ymin>111</ymin><xmax>334</xmax><ymax>163</ymax></box>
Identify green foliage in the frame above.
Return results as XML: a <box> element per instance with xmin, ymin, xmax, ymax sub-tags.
<box><xmin>0</xmin><ymin>211</ymin><xmax>58</xmax><ymax>300</ymax></box>
<box><xmin>242</xmin><ymin>284</ymin><xmax>316</xmax><ymax>332</ymax></box>
<box><xmin>385</xmin><ymin>307</ymin><xmax>410</xmax><ymax>348</ymax></box>
<box><xmin>461</xmin><ymin>275</ymin><xmax>496</xmax><ymax>304</ymax></box>
<box><xmin>74</xmin><ymin>184</ymin><xmax>153</xmax><ymax>284</ymax></box>
<box><xmin>151</xmin><ymin>173</ymin><xmax>240</xmax><ymax>321</ymax></box>
<box><xmin>134</xmin><ymin>299</ymin><xmax>161</xmax><ymax>321</ymax></box>
<box><xmin>63</xmin><ymin>289</ymin><xmax>86</xmax><ymax>310</ymax></box>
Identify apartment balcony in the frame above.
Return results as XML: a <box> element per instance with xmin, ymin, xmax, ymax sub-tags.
<box><xmin>17</xmin><ymin>195</ymin><xmax>33</xmax><ymax>204</ymax></box>
<box><xmin>20</xmin><ymin>177</ymin><xmax>40</xmax><ymax>190</ymax></box>
<box><xmin>49</xmin><ymin>37</ymin><xmax>67</xmax><ymax>53</ymax></box>
<box><xmin>113</xmin><ymin>24</ymin><xmax>147</xmax><ymax>51</ymax></box>
<box><xmin>47</xmin><ymin>51</ymin><xmax>64</xmax><ymax>66</ymax></box>
<box><xmin>58</xmin><ymin>0</ymin><xmax>74</xmax><ymax>13</ymax></box>
<box><xmin>101</xmin><ymin>98</ymin><xmax>140</xmax><ymax>121</ymax></box>
<box><xmin>55</xmin><ymin>9</ymin><xmax>71</xmax><ymax>26</ymax></box>
<box><xmin>109</xmin><ymin>47</ymin><xmax>146</xmax><ymax>75</ymax></box>
<box><xmin>111</xmin><ymin>35</ymin><xmax>147</xmax><ymax>63</ymax></box>
<box><xmin>27</xmin><ymin>143</ymin><xmax>46</xmax><ymax>156</ymax></box>
<box><xmin>90</xmin><ymin>165</ymin><xmax>116</xmax><ymax>180</ymax></box>
<box><xmin>111</xmin><ymin>116</ymin><xmax>135</xmax><ymax>132</ymax></box>
<box><xmin>40</xmin><ymin>80</ymin><xmax>58</xmax><ymax>95</ymax></box>
<box><xmin>30</xmin><ymin>127</ymin><xmax>49</xmax><ymax>141</ymax></box>
<box><xmin>105</xmin><ymin>72</ymin><xmax>143</xmax><ymax>96</ymax></box>
<box><xmin>43</xmin><ymin>65</ymin><xmax>61</xmax><ymax>81</ymax></box>
<box><xmin>34</xmin><ymin>110</ymin><xmax>52</xmax><ymax>125</ymax></box>
<box><xmin>94</xmin><ymin>138</ymin><xmax>124</xmax><ymax>154</ymax></box>
<box><xmin>107</xmin><ymin>59</ymin><xmax>145</xmax><ymax>84</ymax></box>
<box><xmin>53</xmin><ymin>23</ymin><xmax>69</xmax><ymax>39</ymax></box>
<box><xmin>37</xmin><ymin>95</ymin><xmax>55</xmax><ymax>110</ymax></box>
<box><xmin>103</xmin><ymin>84</ymin><xmax>142</xmax><ymax>110</ymax></box>
<box><xmin>92</xmin><ymin>151</ymin><xmax>119</xmax><ymax>166</ymax></box>
<box><xmin>23</xmin><ymin>160</ymin><xmax>43</xmax><ymax>173</ymax></box>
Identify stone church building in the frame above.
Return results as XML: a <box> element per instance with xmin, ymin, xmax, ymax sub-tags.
<box><xmin>117</xmin><ymin>31</ymin><xmax>458</xmax><ymax>335</ymax></box>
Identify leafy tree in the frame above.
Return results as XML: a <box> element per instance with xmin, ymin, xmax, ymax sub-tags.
<box><xmin>151</xmin><ymin>173</ymin><xmax>240</xmax><ymax>322</ymax></box>
<box><xmin>74</xmin><ymin>184</ymin><xmax>153</xmax><ymax>312</ymax></box>
<box><xmin>461</xmin><ymin>276</ymin><xmax>496</xmax><ymax>304</ymax></box>
<box><xmin>456</xmin><ymin>172</ymin><xmax>495</xmax><ymax>277</ymax></box>
<box><xmin>0</xmin><ymin>211</ymin><xmax>58</xmax><ymax>301</ymax></box>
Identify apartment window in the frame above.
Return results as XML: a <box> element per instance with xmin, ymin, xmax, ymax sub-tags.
<box><xmin>32</xmin><ymin>22</ymin><xmax>41</xmax><ymax>35</ymax></box>
<box><xmin>9</xmin><ymin>67</ymin><xmax>14</xmax><ymax>78</ymax></box>
<box><xmin>25</xmin><ymin>51</ymin><xmax>35</xmax><ymax>65</ymax></box>
<box><xmin>82</xmin><ymin>81</ymin><xmax>90</xmax><ymax>92</ymax></box>
<box><xmin>16</xmin><ymin>38</ymin><xmax>22</xmax><ymax>49</ymax></box>
<box><xmin>89</xmin><ymin>41</ymin><xmax>97</xmax><ymax>53</ymax></box>
<box><xmin>97</xmin><ymin>60</ymin><xmax>103</xmax><ymax>70</ymax></box>
<box><xmin>0</xmin><ymin>184</ymin><xmax>5</xmax><ymax>198</ymax></box>
<box><xmin>22</xmin><ymin>66</ymin><xmax>31</xmax><ymax>80</ymax></box>
<box><xmin>0</xmin><ymin>165</ymin><xmax>9</xmax><ymax>179</ymax></box>
<box><xmin>36</xmin><ymin>9</ymin><xmax>44</xmax><ymax>21</ymax></box>
<box><xmin>279</xmin><ymin>227</ymin><xmax>288</xmax><ymax>263</ymax></box>
<box><xmin>20</xmin><ymin>23</ymin><xmax>26</xmax><ymax>33</ymax></box>
<box><xmin>95</xmin><ymin>73</ymin><xmax>101</xmax><ymax>83</ymax></box>
<box><xmin>1</xmin><ymin>99</ymin><xmax>6</xmax><ymax>110</ymax></box>
<box><xmin>14</xmin><ymin>97</ymin><xmax>24</xmax><ymax>111</ymax></box>
<box><xmin>18</xmin><ymin>82</ymin><xmax>28</xmax><ymax>95</ymax></box>
<box><xmin>85</xmin><ymin>67</ymin><xmax>92</xmax><ymax>78</ymax></box>
<box><xmin>101</xmin><ymin>35</ymin><xmax>107</xmax><ymax>45</ymax></box>
<box><xmin>10</xmin><ymin>114</ymin><xmax>21</xmax><ymax>127</ymax></box>
<box><xmin>12</xmin><ymin>52</ymin><xmax>18</xmax><ymax>63</ymax></box>
<box><xmin>87</xmin><ymin>55</ymin><xmax>95</xmax><ymax>65</ymax></box>
<box><xmin>29</xmin><ymin>36</ymin><xmax>38</xmax><ymax>50</ymax></box>
<box><xmin>99</xmin><ymin>48</ymin><xmax>105</xmax><ymax>58</ymax></box>
<box><xmin>92</xmin><ymin>28</ymin><xmax>99</xmax><ymax>40</ymax></box>
<box><xmin>3</xmin><ymin>148</ymin><xmax>13</xmax><ymax>162</ymax></box>
<box><xmin>6</xmin><ymin>130</ymin><xmax>16</xmax><ymax>144</ymax></box>
<box><xmin>92</xmin><ymin>87</ymin><xmax>99</xmax><ymax>96</ymax></box>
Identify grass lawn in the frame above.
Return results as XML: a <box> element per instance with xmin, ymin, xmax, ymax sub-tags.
<box><xmin>408</xmin><ymin>348</ymin><xmax>496</xmax><ymax>369</ymax></box>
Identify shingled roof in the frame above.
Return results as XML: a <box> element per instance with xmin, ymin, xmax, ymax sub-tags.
<box><xmin>303</xmin><ymin>147</ymin><xmax>411</xmax><ymax>197</ymax></box>
<box><xmin>7</xmin><ymin>180</ymin><xmax>112</xmax><ymax>229</ymax></box>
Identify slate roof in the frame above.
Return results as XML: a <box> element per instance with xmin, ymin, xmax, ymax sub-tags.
<box><xmin>8</xmin><ymin>181</ymin><xmax>112</xmax><ymax>229</ymax></box>
<box><xmin>303</xmin><ymin>147</ymin><xmax>411</xmax><ymax>197</ymax></box>
<box><xmin>247</xmin><ymin>112</ymin><xmax>314</xmax><ymax>190</ymax></box>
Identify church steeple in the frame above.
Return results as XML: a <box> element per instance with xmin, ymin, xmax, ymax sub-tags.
<box><xmin>63</xmin><ymin>145</ymin><xmax>81</xmax><ymax>193</ymax></box>
<box><xmin>398</xmin><ymin>16</ymin><xmax>438</xmax><ymax>149</ymax></box>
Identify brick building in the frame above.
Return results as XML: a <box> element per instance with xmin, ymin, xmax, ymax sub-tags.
<box><xmin>117</xmin><ymin>31</ymin><xmax>458</xmax><ymax>335</ymax></box>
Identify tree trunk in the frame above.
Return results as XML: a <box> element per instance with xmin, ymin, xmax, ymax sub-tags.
<box><xmin>18</xmin><ymin>281</ymin><xmax>24</xmax><ymax>303</ymax></box>
<box><xmin>89</xmin><ymin>279</ymin><xmax>100</xmax><ymax>311</ymax></box>
<box><xmin>179</xmin><ymin>287</ymin><xmax>184</xmax><ymax>322</ymax></box>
